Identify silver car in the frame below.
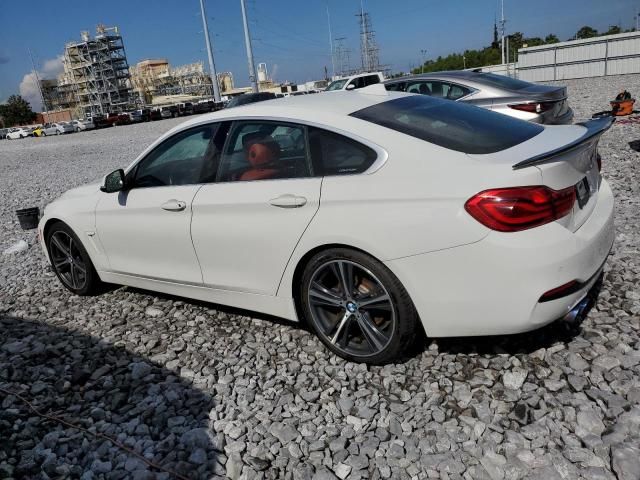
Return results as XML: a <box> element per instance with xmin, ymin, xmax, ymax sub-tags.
<box><xmin>384</xmin><ymin>71</ymin><xmax>573</xmax><ymax>125</ymax></box>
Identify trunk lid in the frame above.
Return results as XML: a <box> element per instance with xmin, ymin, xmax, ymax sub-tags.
<box><xmin>512</xmin><ymin>117</ymin><xmax>613</xmax><ymax>232</ymax></box>
<box><xmin>513</xmin><ymin>85</ymin><xmax>570</xmax><ymax>124</ymax></box>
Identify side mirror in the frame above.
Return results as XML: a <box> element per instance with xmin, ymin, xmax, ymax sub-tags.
<box><xmin>345</xmin><ymin>84</ymin><xmax>356</xmax><ymax>91</ymax></box>
<box><xmin>101</xmin><ymin>169</ymin><xmax>125</xmax><ymax>193</ymax></box>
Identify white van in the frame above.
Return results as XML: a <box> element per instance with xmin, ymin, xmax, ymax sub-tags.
<box><xmin>325</xmin><ymin>72</ymin><xmax>384</xmax><ymax>92</ymax></box>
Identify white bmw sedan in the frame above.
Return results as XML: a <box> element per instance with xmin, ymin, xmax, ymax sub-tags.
<box><xmin>38</xmin><ymin>87</ymin><xmax>614</xmax><ymax>364</ymax></box>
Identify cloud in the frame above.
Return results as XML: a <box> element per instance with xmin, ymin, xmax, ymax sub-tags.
<box><xmin>18</xmin><ymin>55</ymin><xmax>64</xmax><ymax>112</ymax></box>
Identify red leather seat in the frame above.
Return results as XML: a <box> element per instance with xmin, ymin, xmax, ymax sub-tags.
<box><xmin>240</xmin><ymin>141</ymin><xmax>280</xmax><ymax>181</ymax></box>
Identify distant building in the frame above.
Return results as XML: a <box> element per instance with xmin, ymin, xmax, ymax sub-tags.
<box><xmin>130</xmin><ymin>59</ymin><xmax>215</xmax><ymax>101</ymax></box>
<box><xmin>217</xmin><ymin>72</ymin><xmax>234</xmax><ymax>93</ymax></box>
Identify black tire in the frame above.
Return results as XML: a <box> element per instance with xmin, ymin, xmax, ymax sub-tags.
<box><xmin>299</xmin><ymin>248</ymin><xmax>418</xmax><ymax>364</ymax></box>
<box><xmin>46</xmin><ymin>221</ymin><xmax>104</xmax><ymax>296</ymax></box>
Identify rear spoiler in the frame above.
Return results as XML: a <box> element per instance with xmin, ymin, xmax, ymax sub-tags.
<box><xmin>512</xmin><ymin>116</ymin><xmax>614</xmax><ymax>170</ymax></box>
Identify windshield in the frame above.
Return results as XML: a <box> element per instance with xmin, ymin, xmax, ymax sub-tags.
<box><xmin>350</xmin><ymin>95</ymin><xmax>543</xmax><ymax>154</ymax></box>
<box><xmin>475</xmin><ymin>73</ymin><xmax>533</xmax><ymax>91</ymax></box>
<box><xmin>326</xmin><ymin>79</ymin><xmax>348</xmax><ymax>91</ymax></box>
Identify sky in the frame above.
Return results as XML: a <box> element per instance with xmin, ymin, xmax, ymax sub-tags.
<box><xmin>0</xmin><ymin>0</ymin><xmax>637</xmax><ymax>110</ymax></box>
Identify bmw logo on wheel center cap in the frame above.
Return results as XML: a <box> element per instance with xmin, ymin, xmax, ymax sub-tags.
<box><xmin>346</xmin><ymin>302</ymin><xmax>357</xmax><ymax>313</ymax></box>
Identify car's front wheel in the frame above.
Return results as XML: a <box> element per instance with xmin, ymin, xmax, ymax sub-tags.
<box><xmin>46</xmin><ymin>222</ymin><xmax>103</xmax><ymax>295</ymax></box>
<box><xmin>300</xmin><ymin>248</ymin><xmax>418</xmax><ymax>364</ymax></box>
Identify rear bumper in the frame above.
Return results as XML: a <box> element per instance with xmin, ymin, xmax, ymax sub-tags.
<box><xmin>386</xmin><ymin>179</ymin><xmax>614</xmax><ymax>337</ymax></box>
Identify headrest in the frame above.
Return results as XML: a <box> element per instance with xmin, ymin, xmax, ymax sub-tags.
<box><xmin>247</xmin><ymin>142</ymin><xmax>279</xmax><ymax>167</ymax></box>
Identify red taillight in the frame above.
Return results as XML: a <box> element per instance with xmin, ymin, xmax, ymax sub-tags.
<box><xmin>539</xmin><ymin>280</ymin><xmax>579</xmax><ymax>302</ymax></box>
<box><xmin>508</xmin><ymin>102</ymin><xmax>555</xmax><ymax>113</ymax></box>
<box><xmin>465</xmin><ymin>186</ymin><xmax>576</xmax><ymax>232</ymax></box>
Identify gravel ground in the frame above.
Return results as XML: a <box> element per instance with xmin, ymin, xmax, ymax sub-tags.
<box><xmin>1</xmin><ymin>76</ymin><xmax>639</xmax><ymax>480</ymax></box>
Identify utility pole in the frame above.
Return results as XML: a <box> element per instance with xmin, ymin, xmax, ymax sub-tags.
<box><xmin>463</xmin><ymin>54</ymin><xmax>466</xmax><ymax>69</ymax></box>
<box><xmin>420</xmin><ymin>49</ymin><xmax>427</xmax><ymax>74</ymax></box>
<box><xmin>240</xmin><ymin>0</ymin><xmax>258</xmax><ymax>93</ymax></box>
<box><xmin>199</xmin><ymin>0</ymin><xmax>221</xmax><ymax>102</ymax></box>
<box><xmin>28</xmin><ymin>48</ymin><xmax>46</xmax><ymax>114</ymax></box>
<box><xmin>500</xmin><ymin>0</ymin><xmax>506</xmax><ymax>65</ymax></box>
<box><xmin>636</xmin><ymin>11</ymin><xmax>639</xmax><ymax>31</ymax></box>
<box><xmin>326</xmin><ymin>1</ymin><xmax>335</xmax><ymax>79</ymax></box>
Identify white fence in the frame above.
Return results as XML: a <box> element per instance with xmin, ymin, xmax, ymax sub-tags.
<box><xmin>518</xmin><ymin>31</ymin><xmax>640</xmax><ymax>82</ymax></box>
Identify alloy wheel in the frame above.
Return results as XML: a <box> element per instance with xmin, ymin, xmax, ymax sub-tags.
<box><xmin>307</xmin><ymin>260</ymin><xmax>396</xmax><ymax>358</ymax></box>
<box><xmin>49</xmin><ymin>231</ymin><xmax>87</xmax><ymax>290</ymax></box>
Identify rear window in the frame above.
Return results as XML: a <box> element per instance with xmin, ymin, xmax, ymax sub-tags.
<box><xmin>475</xmin><ymin>73</ymin><xmax>532</xmax><ymax>91</ymax></box>
<box><xmin>350</xmin><ymin>95</ymin><xmax>543</xmax><ymax>154</ymax></box>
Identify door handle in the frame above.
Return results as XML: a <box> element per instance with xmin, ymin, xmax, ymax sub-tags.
<box><xmin>269</xmin><ymin>194</ymin><xmax>307</xmax><ymax>208</ymax></box>
<box><xmin>161</xmin><ymin>199</ymin><xmax>187</xmax><ymax>211</ymax></box>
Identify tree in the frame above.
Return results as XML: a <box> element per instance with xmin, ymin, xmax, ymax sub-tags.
<box><xmin>544</xmin><ymin>34</ymin><xmax>560</xmax><ymax>44</ymax></box>
<box><xmin>0</xmin><ymin>95</ymin><xmax>37</xmax><ymax>127</ymax></box>
<box><xmin>605</xmin><ymin>25</ymin><xmax>622</xmax><ymax>35</ymax></box>
<box><xmin>576</xmin><ymin>26</ymin><xmax>598</xmax><ymax>39</ymax></box>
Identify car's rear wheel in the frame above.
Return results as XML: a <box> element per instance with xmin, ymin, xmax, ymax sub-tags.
<box><xmin>300</xmin><ymin>248</ymin><xmax>418</xmax><ymax>364</ymax></box>
<box><xmin>46</xmin><ymin>222</ymin><xmax>103</xmax><ymax>296</ymax></box>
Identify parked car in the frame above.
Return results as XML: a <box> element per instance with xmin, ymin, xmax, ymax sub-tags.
<box><xmin>384</xmin><ymin>71</ymin><xmax>574</xmax><ymax>125</ymax></box>
<box><xmin>41</xmin><ymin>122</ymin><xmax>74</xmax><ymax>135</ymax></box>
<box><xmin>0</xmin><ymin>128</ymin><xmax>9</xmax><ymax>139</ymax></box>
<box><xmin>149</xmin><ymin>109</ymin><xmax>162</xmax><ymax>121</ymax></box>
<box><xmin>127</xmin><ymin>111</ymin><xmax>143</xmax><ymax>123</ymax></box>
<box><xmin>6</xmin><ymin>127</ymin><xmax>31</xmax><ymax>139</ymax></box>
<box><xmin>31</xmin><ymin>126</ymin><xmax>45</xmax><ymax>137</ymax></box>
<box><xmin>325</xmin><ymin>72</ymin><xmax>384</xmax><ymax>92</ymax></box>
<box><xmin>177</xmin><ymin>102</ymin><xmax>194</xmax><ymax>116</ymax></box>
<box><xmin>160</xmin><ymin>106</ymin><xmax>178</xmax><ymax>119</ymax></box>
<box><xmin>105</xmin><ymin>113</ymin><xmax>131</xmax><ymax>126</ymax></box>
<box><xmin>225</xmin><ymin>92</ymin><xmax>277</xmax><ymax>108</ymax></box>
<box><xmin>89</xmin><ymin>115</ymin><xmax>110</xmax><ymax>129</ymax></box>
<box><xmin>136</xmin><ymin>109</ymin><xmax>152</xmax><ymax>122</ymax></box>
<box><xmin>71</xmin><ymin>119</ymin><xmax>95</xmax><ymax>132</ymax></box>
<box><xmin>38</xmin><ymin>88</ymin><xmax>613</xmax><ymax>364</ymax></box>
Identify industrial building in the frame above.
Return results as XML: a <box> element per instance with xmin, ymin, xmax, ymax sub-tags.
<box><xmin>53</xmin><ymin>25</ymin><xmax>134</xmax><ymax>117</ymax></box>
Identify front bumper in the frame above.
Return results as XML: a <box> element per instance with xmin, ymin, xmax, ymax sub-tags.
<box><xmin>386</xmin><ymin>179</ymin><xmax>614</xmax><ymax>337</ymax></box>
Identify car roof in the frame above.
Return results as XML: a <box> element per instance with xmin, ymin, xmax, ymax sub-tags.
<box><xmin>178</xmin><ymin>89</ymin><xmax>404</xmax><ymax>128</ymax></box>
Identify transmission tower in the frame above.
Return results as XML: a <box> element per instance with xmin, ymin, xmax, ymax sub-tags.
<box><xmin>333</xmin><ymin>37</ymin><xmax>352</xmax><ymax>77</ymax></box>
<box><xmin>356</xmin><ymin>5</ymin><xmax>380</xmax><ymax>72</ymax></box>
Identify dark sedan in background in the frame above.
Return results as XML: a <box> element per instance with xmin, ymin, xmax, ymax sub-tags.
<box><xmin>384</xmin><ymin>71</ymin><xmax>573</xmax><ymax>125</ymax></box>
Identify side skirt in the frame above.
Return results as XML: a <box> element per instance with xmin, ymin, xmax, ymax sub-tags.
<box><xmin>99</xmin><ymin>271</ymin><xmax>299</xmax><ymax>322</ymax></box>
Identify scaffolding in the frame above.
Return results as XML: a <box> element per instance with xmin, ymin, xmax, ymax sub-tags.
<box><xmin>58</xmin><ymin>25</ymin><xmax>134</xmax><ymax>117</ymax></box>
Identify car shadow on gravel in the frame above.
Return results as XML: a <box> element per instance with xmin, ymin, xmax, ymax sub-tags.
<box><xmin>628</xmin><ymin>139</ymin><xmax>640</xmax><ymax>152</ymax></box>
<box><xmin>432</xmin><ymin>314</ymin><xmax>587</xmax><ymax>357</ymax></box>
<box><xmin>124</xmin><ymin>286</ymin><xmax>585</xmax><ymax>363</ymax></box>
<box><xmin>0</xmin><ymin>315</ymin><xmax>218</xmax><ymax>480</ymax></box>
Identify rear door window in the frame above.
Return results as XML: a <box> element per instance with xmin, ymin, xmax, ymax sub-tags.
<box><xmin>444</xmin><ymin>82</ymin><xmax>472</xmax><ymax>100</ymax></box>
<box><xmin>218</xmin><ymin>121</ymin><xmax>310</xmax><ymax>182</ymax></box>
<box><xmin>350</xmin><ymin>95</ymin><xmax>543</xmax><ymax>154</ymax></box>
